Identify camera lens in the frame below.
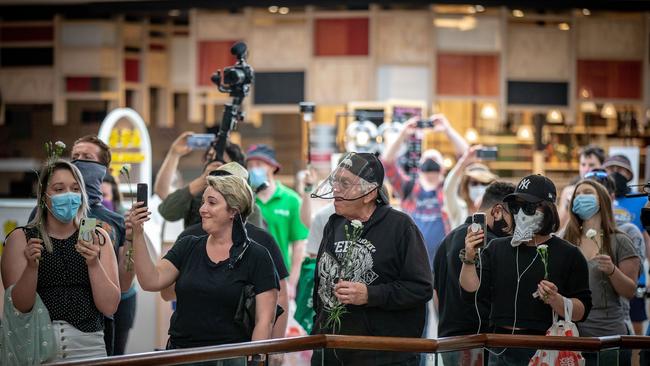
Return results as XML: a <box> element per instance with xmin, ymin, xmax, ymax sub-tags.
<box><xmin>223</xmin><ymin>67</ymin><xmax>245</xmax><ymax>85</ymax></box>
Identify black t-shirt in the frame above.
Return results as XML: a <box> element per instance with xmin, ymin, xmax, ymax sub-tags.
<box><xmin>462</xmin><ymin>236</ymin><xmax>592</xmax><ymax>334</ymax></box>
<box><xmin>178</xmin><ymin>222</ymin><xmax>289</xmax><ymax>280</ymax></box>
<box><xmin>433</xmin><ymin>217</ymin><xmax>495</xmax><ymax>337</ymax></box>
<box><xmin>163</xmin><ymin>235</ymin><xmax>280</xmax><ymax>348</ymax></box>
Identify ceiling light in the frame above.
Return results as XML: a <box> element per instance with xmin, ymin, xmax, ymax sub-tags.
<box><xmin>475</xmin><ymin>5</ymin><xmax>485</xmax><ymax>13</ymax></box>
<box><xmin>480</xmin><ymin>104</ymin><xmax>497</xmax><ymax>120</ymax></box>
<box><xmin>168</xmin><ymin>9</ymin><xmax>181</xmax><ymax>17</ymax></box>
<box><xmin>345</xmin><ymin>120</ymin><xmax>378</xmax><ymax>153</ymax></box>
<box><xmin>516</xmin><ymin>125</ymin><xmax>533</xmax><ymax>141</ymax></box>
<box><xmin>580</xmin><ymin>102</ymin><xmax>597</xmax><ymax>113</ymax></box>
<box><xmin>278</xmin><ymin>7</ymin><xmax>290</xmax><ymax>15</ymax></box>
<box><xmin>601</xmin><ymin>103</ymin><xmax>617</xmax><ymax>119</ymax></box>
<box><xmin>443</xmin><ymin>157</ymin><xmax>454</xmax><ymax>169</ymax></box>
<box><xmin>582</xmin><ymin>8</ymin><xmax>591</xmax><ymax>16</ymax></box>
<box><xmin>546</xmin><ymin>110</ymin><xmax>563</xmax><ymax>123</ymax></box>
<box><xmin>434</xmin><ymin>16</ymin><xmax>477</xmax><ymax>31</ymax></box>
<box><xmin>579</xmin><ymin>88</ymin><xmax>591</xmax><ymax>99</ymax></box>
<box><xmin>558</xmin><ymin>22</ymin><xmax>570</xmax><ymax>31</ymax></box>
<box><xmin>268</xmin><ymin>5</ymin><xmax>279</xmax><ymax>13</ymax></box>
<box><xmin>466</xmin><ymin>6</ymin><xmax>476</xmax><ymax>14</ymax></box>
<box><xmin>512</xmin><ymin>9</ymin><xmax>524</xmax><ymax>18</ymax></box>
<box><xmin>465</xmin><ymin>128</ymin><xmax>479</xmax><ymax>143</ymax></box>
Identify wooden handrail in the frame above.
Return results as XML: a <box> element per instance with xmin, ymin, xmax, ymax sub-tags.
<box><xmin>45</xmin><ymin>334</ymin><xmax>650</xmax><ymax>366</ymax></box>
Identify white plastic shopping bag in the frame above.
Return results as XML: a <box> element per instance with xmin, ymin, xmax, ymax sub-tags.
<box><xmin>528</xmin><ymin>297</ymin><xmax>585</xmax><ymax>366</ymax></box>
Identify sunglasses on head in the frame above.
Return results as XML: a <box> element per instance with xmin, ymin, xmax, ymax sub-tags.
<box><xmin>584</xmin><ymin>170</ymin><xmax>608</xmax><ymax>180</ymax></box>
<box><xmin>507</xmin><ymin>200</ymin><xmax>539</xmax><ymax>215</ymax></box>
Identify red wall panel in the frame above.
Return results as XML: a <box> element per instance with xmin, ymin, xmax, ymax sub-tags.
<box><xmin>197</xmin><ymin>40</ymin><xmax>237</xmax><ymax>86</ymax></box>
<box><xmin>437</xmin><ymin>54</ymin><xmax>499</xmax><ymax>97</ymax></box>
<box><xmin>314</xmin><ymin>18</ymin><xmax>369</xmax><ymax>56</ymax></box>
<box><xmin>124</xmin><ymin>58</ymin><xmax>140</xmax><ymax>82</ymax></box>
<box><xmin>577</xmin><ymin>60</ymin><xmax>642</xmax><ymax>99</ymax></box>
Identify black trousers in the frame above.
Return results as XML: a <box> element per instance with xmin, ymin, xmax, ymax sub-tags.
<box><xmin>113</xmin><ymin>293</ymin><xmax>137</xmax><ymax>355</ymax></box>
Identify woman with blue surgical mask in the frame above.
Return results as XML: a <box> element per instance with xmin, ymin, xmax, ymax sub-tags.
<box><xmin>2</xmin><ymin>160</ymin><xmax>120</xmax><ymax>362</ymax></box>
<box><xmin>563</xmin><ymin>179</ymin><xmax>640</xmax><ymax>365</ymax></box>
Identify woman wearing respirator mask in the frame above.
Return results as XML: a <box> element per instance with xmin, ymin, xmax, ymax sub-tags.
<box><xmin>563</xmin><ymin>179</ymin><xmax>640</xmax><ymax>365</ymax></box>
<box><xmin>461</xmin><ymin>175</ymin><xmax>591</xmax><ymax>365</ymax></box>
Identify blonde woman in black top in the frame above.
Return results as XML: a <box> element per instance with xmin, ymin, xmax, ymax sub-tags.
<box><xmin>2</xmin><ymin>160</ymin><xmax>120</xmax><ymax>361</ymax></box>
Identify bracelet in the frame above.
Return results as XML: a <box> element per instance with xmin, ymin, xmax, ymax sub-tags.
<box><xmin>459</xmin><ymin>248</ymin><xmax>479</xmax><ymax>265</ymax></box>
<box><xmin>608</xmin><ymin>266</ymin><xmax>616</xmax><ymax>276</ymax></box>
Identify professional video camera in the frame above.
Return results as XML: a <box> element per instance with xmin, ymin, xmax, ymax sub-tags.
<box><xmin>208</xmin><ymin>42</ymin><xmax>254</xmax><ymax>163</ymax></box>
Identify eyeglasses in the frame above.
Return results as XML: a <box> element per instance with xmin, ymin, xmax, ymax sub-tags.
<box><xmin>328</xmin><ymin>177</ymin><xmax>362</xmax><ymax>190</ymax></box>
<box><xmin>507</xmin><ymin>200</ymin><xmax>539</xmax><ymax>215</ymax></box>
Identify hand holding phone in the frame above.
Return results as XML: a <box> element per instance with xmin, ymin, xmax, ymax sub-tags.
<box><xmin>187</xmin><ymin>133</ymin><xmax>216</xmax><ymax>150</ymax></box>
<box><xmin>78</xmin><ymin>217</ymin><xmax>97</xmax><ymax>243</ymax></box>
<box><xmin>471</xmin><ymin>213</ymin><xmax>487</xmax><ymax>248</ymax></box>
<box><xmin>476</xmin><ymin>146</ymin><xmax>498</xmax><ymax>161</ymax></box>
<box><xmin>137</xmin><ymin>183</ymin><xmax>148</xmax><ymax>208</ymax></box>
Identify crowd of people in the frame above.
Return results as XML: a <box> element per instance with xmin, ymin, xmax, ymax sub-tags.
<box><xmin>1</xmin><ymin>113</ymin><xmax>650</xmax><ymax>366</ymax></box>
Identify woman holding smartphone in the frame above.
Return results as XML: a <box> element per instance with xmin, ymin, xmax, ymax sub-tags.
<box><xmin>2</xmin><ymin>160</ymin><xmax>120</xmax><ymax>361</ymax></box>
<box><xmin>129</xmin><ymin>167</ymin><xmax>279</xmax><ymax>353</ymax></box>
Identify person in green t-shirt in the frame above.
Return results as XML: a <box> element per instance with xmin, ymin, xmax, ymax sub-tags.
<box><xmin>246</xmin><ymin>144</ymin><xmax>309</xmax><ymax>300</ymax></box>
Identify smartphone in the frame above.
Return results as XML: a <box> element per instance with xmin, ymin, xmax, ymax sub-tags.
<box><xmin>416</xmin><ymin>119</ymin><xmax>435</xmax><ymax>128</ymax></box>
<box><xmin>137</xmin><ymin>183</ymin><xmax>148</xmax><ymax>208</ymax></box>
<box><xmin>477</xmin><ymin>146</ymin><xmax>498</xmax><ymax>161</ymax></box>
<box><xmin>79</xmin><ymin>217</ymin><xmax>97</xmax><ymax>243</ymax></box>
<box><xmin>187</xmin><ymin>133</ymin><xmax>216</xmax><ymax>150</ymax></box>
<box><xmin>471</xmin><ymin>213</ymin><xmax>487</xmax><ymax>248</ymax></box>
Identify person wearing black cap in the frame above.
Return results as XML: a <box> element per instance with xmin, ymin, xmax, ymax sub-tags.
<box><xmin>310</xmin><ymin>152</ymin><xmax>433</xmax><ymax>366</ymax></box>
<box><xmin>460</xmin><ymin>174</ymin><xmax>592</xmax><ymax>365</ymax></box>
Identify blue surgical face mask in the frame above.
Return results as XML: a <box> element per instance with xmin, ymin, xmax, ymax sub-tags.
<box><xmin>249</xmin><ymin>168</ymin><xmax>268</xmax><ymax>190</ymax></box>
<box><xmin>572</xmin><ymin>194</ymin><xmax>600</xmax><ymax>220</ymax></box>
<box><xmin>47</xmin><ymin>192</ymin><xmax>82</xmax><ymax>223</ymax></box>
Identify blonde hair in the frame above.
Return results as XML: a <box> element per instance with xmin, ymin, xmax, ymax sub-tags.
<box><xmin>206</xmin><ymin>175</ymin><xmax>254</xmax><ymax>220</ymax></box>
<box><xmin>28</xmin><ymin>160</ymin><xmax>90</xmax><ymax>252</ymax></box>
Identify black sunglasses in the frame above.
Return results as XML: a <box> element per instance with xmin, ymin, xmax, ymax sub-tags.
<box><xmin>507</xmin><ymin>200</ymin><xmax>539</xmax><ymax>216</ymax></box>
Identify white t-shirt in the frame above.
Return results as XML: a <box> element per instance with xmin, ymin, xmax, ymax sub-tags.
<box><xmin>306</xmin><ymin>204</ymin><xmax>336</xmax><ymax>256</ymax></box>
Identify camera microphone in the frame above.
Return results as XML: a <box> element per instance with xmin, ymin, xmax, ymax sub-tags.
<box><xmin>231</xmin><ymin>42</ymin><xmax>247</xmax><ymax>58</ymax></box>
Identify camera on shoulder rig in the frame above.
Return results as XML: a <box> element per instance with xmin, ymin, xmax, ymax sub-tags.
<box><xmin>208</xmin><ymin>42</ymin><xmax>255</xmax><ymax>163</ymax></box>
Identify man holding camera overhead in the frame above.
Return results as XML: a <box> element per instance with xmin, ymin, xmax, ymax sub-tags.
<box><xmin>381</xmin><ymin>115</ymin><xmax>468</xmax><ymax>272</ymax></box>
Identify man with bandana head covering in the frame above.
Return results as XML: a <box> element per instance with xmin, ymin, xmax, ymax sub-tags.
<box><xmin>460</xmin><ymin>174</ymin><xmax>592</xmax><ymax>365</ymax></box>
<box><xmin>311</xmin><ymin>153</ymin><xmax>432</xmax><ymax>366</ymax></box>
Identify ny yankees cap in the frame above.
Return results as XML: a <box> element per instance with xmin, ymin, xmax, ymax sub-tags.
<box><xmin>504</xmin><ymin>174</ymin><xmax>557</xmax><ymax>204</ymax></box>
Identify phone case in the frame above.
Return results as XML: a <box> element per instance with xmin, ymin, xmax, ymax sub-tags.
<box><xmin>137</xmin><ymin>183</ymin><xmax>148</xmax><ymax>207</ymax></box>
<box><xmin>79</xmin><ymin>218</ymin><xmax>97</xmax><ymax>243</ymax></box>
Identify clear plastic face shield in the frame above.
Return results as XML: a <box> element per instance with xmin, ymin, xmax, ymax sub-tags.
<box><xmin>311</xmin><ymin>153</ymin><xmax>380</xmax><ymax>201</ymax></box>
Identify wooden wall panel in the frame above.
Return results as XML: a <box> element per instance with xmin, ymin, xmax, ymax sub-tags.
<box><xmin>577</xmin><ymin>60</ymin><xmax>642</xmax><ymax>99</ymax></box>
<box><xmin>147</xmin><ymin>51</ymin><xmax>168</xmax><ymax>87</ymax></box>
<box><xmin>123</xmin><ymin>23</ymin><xmax>143</xmax><ymax>49</ymax></box>
<box><xmin>60</xmin><ymin>48</ymin><xmax>118</xmax><ymax>76</ymax></box>
<box><xmin>249</xmin><ymin>18</ymin><xmax>309</xmax><ymax>69</ymax></box>
<box><xmin>437</xmin><ymin>54</ymin><xmax>499</xmax><ymax>96</ymax></box>
<box><xmin>376</xmin><ymin>12</ymin><xmax>430</xmax><ymax>64</ymax></box>
<box><xmin>314</xmin><ymin>18</ymin><xmax>369</xmax><ymax>56</ymax></box>
<box><xmin>170</xmin><ymin>37</ymin><xmax>190</xmax><ymax>88</ymax></box>
<box><xmin>60</xmin><ymin>22</ymin><xmax>116</xmax><ymax>47</ymax></box>
<box><xmin>507</xmin><ymin>24</ymin><xmax>570</xmax><ymax>80</ymax></box>
<box><xmin>309</xmin><ymin>59</ymin><xmax>371</xmax><ymax>103</ymax></box>
<box><xmin>195</xmin><ymin>13</ymin><xmax>247</xmax><ymax>40</ymax></box>
<box><xmin>577</xmin><ymin>17</ymin><xmax>644</xmax><ymax>59</ymax></box>
<box><xmin>197</xmin><ymin>40</ymin><xmax>237</xmax><ymax>86</ymax></box>
<box><xmin>0</xmin><ymin>68</ymin><xmax>54</xmax><ymax>103</ymax></box>
<box><xmin>436</xmin><ymin>15</ymin><xmax>501</xmax><ymax>52</ymax></box>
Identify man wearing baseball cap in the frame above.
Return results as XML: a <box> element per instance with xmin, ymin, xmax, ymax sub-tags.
<box><xmin>460</xmin><ymin>174</ymin><xmax>591</xmax><ymax>364</ymax></box>
<box><xmin>311</xmin><ymin>152</ymin><xmax>432</xmax><ymax>365</ymax></box>
<box><xmin>246</xmin><ymin>144</ymin><xmax>308</xmax><ymax>300</ymax></box>
<box><xmin>604</xmin><ymin>154</ymin><xmax>647</xmax><ymax>232</ymax></box>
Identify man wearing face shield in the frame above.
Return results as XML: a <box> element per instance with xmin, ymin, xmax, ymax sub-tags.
<box><xmin>433</xmin><ymin>181</ymin><xmax>515</xmax><ymax>345</ymax></box>
<box><xmin>460</xmin><ymin>175</ymin><xmax>592</xmax><ymax>365</ymax></box>
<box><xmin>311</xmin><ymin>153</ymin><xmax>433</xmax><ymax>366</ymax></box>
<box><xmin>604</xmin><ymin>154</ymin><xmax>648</xmax><ymax>233</ymax></box>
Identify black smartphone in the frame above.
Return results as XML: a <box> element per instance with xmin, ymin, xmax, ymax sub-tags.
<box><xmin>471</xmin><ymin>212</ymin><xmax>487</xmax><ymax>247</ymax></box>
<box><xmin>416</xmin><ymin>119</ymin><xmax>435</xmax><ymax>128</ymax></box>
<box><xmin>477</xmin><ymin>146</ymin><xmax>498</xmax><ymax>160</ymax></box>
<box><xmin>136</xmin><ymin>183</ymin><xmax>148</xmax><ymax>208</ymax></box>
